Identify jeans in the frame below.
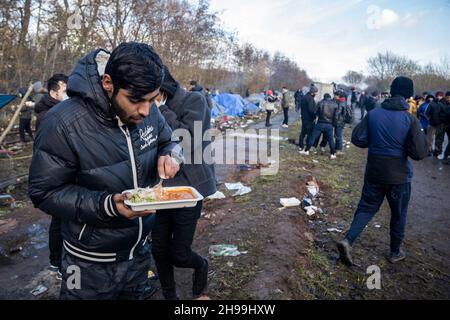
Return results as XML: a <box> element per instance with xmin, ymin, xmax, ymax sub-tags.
<box><xmin>335</xmin><ymin>126</ymin><xmax>344</xmax><ymax>151</ymax></box>
<box><xmin>444</xmin><ymin>125</ymin><xmax>450</xmax><ymax>158</ymax></box>
<box><xmin>265</xmin><ymin>110</ymin><xmax>272</xmax><ymax>126</ymax></box>
<box><xmin>282</xmin><ymin>107</ymin><xmax>289</xmax><ymax>125</ymax></box>
<box><xmin>151</xmin><ymin>201</ymin><xmax>204</xmax><ymax>298</ymax></box>
<box><xmin>306</xmin><ymin>122</ymin><xmax>336</xmax><ymax>154</ymax></box>
<box><xmin>345</xmin><ymin>180</ymin><xmax>411</xmax><ymax>254</ymax></box>
<box><xmin>427</xmin><ymin>124</ymin><xmax>445</xmax><ymax>154</ymax></box>
<box><xmin>49</xmin><ymin>217</ymin><xmax>63</xmax><ymax>269</ymax></box>
<box><xmin>298</xmin><ymin>120</ymin><xmax>314</xmax><ymax>149</ymax></box>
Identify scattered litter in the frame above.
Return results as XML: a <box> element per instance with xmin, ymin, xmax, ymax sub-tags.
<box><xmin>209</xmin><ymin>244</ymin><xmax>248</xmax><ymax>257</ymax></box>
<box><xmin>225</xmin><ymin>182</ymin><xmax>252</xmax><ymax>196</ymax></box>
<box><xmin>206</xmin><ymin>191</ymin><xmax>226</xmax><ymax>200</ymax></box>
<box><xmin>304</xmin><ymin>206</ymin><xmax>318</xmax><ymax>216</ymax></box>
<box><xmin>374</xmin><ymin>224</ymin><xmax>381</xmax><ymax>229</ymax></box>
<box><xmin>302</xmin><ymin>197</ymin><xmax>313</xmax><ymax>207</ymax></box>
<box><xmin>274</xmin><ymin>289</ymin><xmax>283</xmax><ymax>294</ymax></box>
<box><xmin>307</xmin><ymin>186</ymin><xmax>318</xmax><ymax>198</ymax></box>
<box><xmin>30</xmin><ymin>285</ymin><xmax>48</xmax><ymax>296</ymax></box>
<box><xmin>226</xmin><ymin>261</ymin><xmax>234</xmax><ymax>268</ymax></box>
<box><xmin>312</xmin><ymin>160</ymin><xmax>319</xmax><ymax>163</ymax></box>
<box><xmin>327</xmin><ymin>228</ymin><xmax>343</xmax><ymax>233</ymax></box>
<box><xmin>280</xmin><ymin>197</ymin><xmax>301</xmax><ymax>207</ymax></box>
<box><xmin>9</xmin><ymin>246</ymin><xmax>23</xmax><ymax>254</ymax></box>
<box><xmin>0</xmin><ymin>194</ymin><xmax>16</xmax><ymax>208</ymax></box>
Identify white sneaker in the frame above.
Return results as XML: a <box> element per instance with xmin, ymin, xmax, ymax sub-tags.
<box><xmin>282</xmin><ymin>124</ymin><xmax>289</xmax><ymax>128</ymax></box>
<box><xmin>330</xmin><ymin>154</ymin><xmax>337</xmax><ymax>160</ymax></box>
<box><xmin>299</xmin><ymin>150</ymin><xmax>310</xmax><ymax>155</ymax></box>
<box><xmin>320</xmin><ymin>147</ymin><xmax>326</xmax><ymax>152</ymax></box>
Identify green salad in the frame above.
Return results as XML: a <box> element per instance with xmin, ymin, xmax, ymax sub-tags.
<box><xmin>129</xmin><ymin>189</ymin><xmax>156</xmax><ymax>203</ymax></box>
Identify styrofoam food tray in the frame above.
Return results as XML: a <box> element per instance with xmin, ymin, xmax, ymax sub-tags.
<box><xmin>123</xmin><ymin>186</ymin><xmax>203</xmax><ymax>211</ymax></box>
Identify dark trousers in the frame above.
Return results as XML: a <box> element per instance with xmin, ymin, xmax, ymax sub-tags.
<box><xmin>335</xmin><ymin>126</ymin><xmax>344</xmax><ymax>151</ymax></box>
<box><xmin>435</xmin><ymin>124</ymin><xmax>446</xmax><ymax>155</ymax></box>
<box><xmin>345</xmin><ymin>180</ymin><xmax>411</xmax><ymax>254</ymax></box>
<box><xmin>298</xmin><ymin>120</ymin><xmax>314</xmax><ymax>149</ymax></box>
<box><xmin>60</xmin><ymin>242</ymin><xmax>152</xmax><ymax>300</ymax></box>
<box><xmin>313</xmin><ymin>133</ymin><xmax>328</xmax><ymax>148</ymax></box>
<box><xmin>444</xmin><ymin>125</ymin><xmax>450</xmax><ymax>158</ymax></box>
<box><xmin>282</xmin><ymin>107</ymin><xmax>289</xmax><ymax>125</ymax></box>
<box><xmin>19</xmin><ymin>118</ymin><xmax>33</xmax><ymax>142</ymax></box>
<box><xmin>49</xmin><ymin>217</ymin><xmax>63</xmax><ymax>269</ymax></box>
<box><xmin>265</xmin><ymin>110</ymin><xmax>272</xmax><ymax>126</ymax></box>
<box><xmin>151</xmin><ymin>201</ymin><xmax>204</xmax><ymax>298</ymax></box>
<box><xmin>306</xmin><ymin>122</ymin><xmax>336</xmax><ymax>154</ymax></box>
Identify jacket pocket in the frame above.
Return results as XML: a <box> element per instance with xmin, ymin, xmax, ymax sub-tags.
<box><xmin>77</xmin><ymin>224</ymin><xmax>94</xmax><ymax>245</ymax></box>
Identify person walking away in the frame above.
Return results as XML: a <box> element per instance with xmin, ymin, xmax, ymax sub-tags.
<box><xmin>29</xmin><ymin>43</ymin><xmax>182</xmax><ymax>300</ymax></box>
<box><xmin>153</xmin><ymin>65</ymin><xmax>216</xmax><ymax>300</ymax></box>
<box><xmin>294</xmin><ymin>88</ymin><xmax>303</xmax><ymax>113</ymax></box>
<box><xmin>35</xmin><ymin>74</ymin><xmax>68</xmax><ymax>131</ymax></box>
<box><xmin>264</xmin><ymin>90</ymin><xmax>277</xmax><ymax>127</ymax></box>
<box><xmin>281</xmin><ymin>87</ymin><xmax>290</xmax><ymax>128</ymax></box>
<box><xmin>299</xmin><ymin>93</ymin><xmax>338</xmax><ymax>159</ymax></box>
<box><xmin>359</xmin><ymin>91</ymin><xmax>366</xmax><ymax>119</ymax></box>
<box><xmin>425</xmin><ymin>91</ymin><xmax>445</xmax><ymax>157</ymax></box>
<box><xmin>337</xmin><ymin>77</ymin><xmax>427</xmax><ymax>266</ymax></box>
<box><xmin>298</xmin><ymin>85</ymin><xmax>318</xmax><ymax>150</ymax></box>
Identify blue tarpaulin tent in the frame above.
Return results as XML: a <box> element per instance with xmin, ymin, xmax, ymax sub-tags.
<box><xmin>212</xmin><ymin>94</ymin><xmax>260</xmax><ymax>117</ymax></box>
<box><xmin>0</xmin><ymin>95</ymin><xmax>16</xmax><ymax>110</ymax></box>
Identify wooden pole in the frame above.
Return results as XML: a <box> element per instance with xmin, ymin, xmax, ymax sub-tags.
<box><xmin>0</xmin><ymin>83</ymin><xmax>33</xmax><ymax>146</ymax></box>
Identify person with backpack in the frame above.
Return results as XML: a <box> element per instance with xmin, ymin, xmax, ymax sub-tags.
<box><xmin>417</xmin><ymin>95</ymin><xmax>434</xmax><ymax>134</ymax></box>
<box><xmin>337</xmin><ymin>77</ymin><xmax>428</xmax><ymax>266</ymax></box>
<box><xmin>299</xmin><ymin>93</ymin><xmax>338</xmax><ymax>159</ymax></box>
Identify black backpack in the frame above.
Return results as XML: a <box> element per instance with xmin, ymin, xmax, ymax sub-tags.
<box><xmin>344</xmin><ymin>105</ymin><xmax>353</xmax><ymax>124</ymax></box>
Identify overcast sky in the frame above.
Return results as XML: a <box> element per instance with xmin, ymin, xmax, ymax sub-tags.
<box><xmin>209</xmin><ymin>0</ymin><xmax>450</xmax><ymax>83</ymax></box>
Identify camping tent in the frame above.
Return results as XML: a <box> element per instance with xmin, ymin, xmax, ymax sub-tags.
<box><xmin>0</xmin><ymin>95</ymin><xmax>16</xmax><ymax>110</ymax></box>
<box><xmin>212</xmin><ymin>93</ymin><xmax>260</xmax><ymax>117</ymax></box>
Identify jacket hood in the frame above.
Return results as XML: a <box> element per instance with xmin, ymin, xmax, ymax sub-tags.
<box><xmin>381</xmin><ymin>95</ymin><xmax>409</xmax><ymax>111</ymax></box>
<box><xmin>67</xmin><ymin>49</ymin><xmax>115</xmax><ymax>121</ymax></box>
<box><xmin>191</xmin><ymin>84</ymin><xmax>204</xmax><ymax>92</ymax></box>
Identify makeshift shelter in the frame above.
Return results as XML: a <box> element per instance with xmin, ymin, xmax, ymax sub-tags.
<box><xmin>212</xmin><ymin>93</ymin><xmax>260</xmax><ymax>117</ymax></box>
<box><xmin>0</xmin><ymin>95</ymin><xmax>16</xmax><ymax>111</ymax></box>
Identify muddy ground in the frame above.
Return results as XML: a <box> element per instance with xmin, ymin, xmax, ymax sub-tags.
<box><xmin>0</xmin><ymin>110</ymin><xmax>449</xmax><ymax>300</ymax></box>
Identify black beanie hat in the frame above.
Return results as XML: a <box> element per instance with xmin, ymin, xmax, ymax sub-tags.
<box><xmin>390</xmin><ymin>76</ymin><xmax>414</xmax><ymax>99</ymax></box>
<box><xmin>446</xmin><ymin>91</ymin><xmax>450</xmax><ymax>97</ymax></box>
<box><xmin>160</xmin><ymin>65</ymin><xmax>179</xmax><ymax>99</ymax></box>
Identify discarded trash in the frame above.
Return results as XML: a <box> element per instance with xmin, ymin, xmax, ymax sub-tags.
<box><xmin>374</xmin><ymin>224</ymin><xmax>381</xmax><ymax>229</ymax></box>
<box><xmin>226</xmin><ymin>261</ymin><xmax>234</xmax><ymax>268</ymax></box>
<box><xmin>327</xmin><ymin>228</ymin><xmax>343</xmax><ymax>233</ymax></box>
<box><xmin>30</xmin><ymin>285</ymin><xmax>48</xmax><ymax>296</ymax></box>
<box><xmin>312</xmin><ymin>160</ymin><xmax>319</xmax><ymax>163</ymax></box>
<box><xmin>207</xmin><ymin>191</ymin><xmax>226</xmax><ymax>200</ymax></box>
<box><xmin>307</xmin><ymin>186</ymin><xmax>318</xmax><ymax>198</ymax></box>
<box><xmin>209</xmin><ymin>244</ymin><xmax>248</xmax><ymax>257</ymax></box>
<box><xmin>225</xmin><ymin>182</ymin><xmax>252</xmax><ymax>196</ymax></box>
<box><xmin>9</xmin><ymin>246</ymin><xmax>22</xmax><ymax>254</ymax></box>
<box><xmin>302</xmin><ymin>197</ymin><xmax>313</xmax><ymax>207</ymax></box>
<box><xmin>304</xmin><ymin>206</ymin><xmax>318</xmax><ymax>216</ymax></box>
<box><xmin>0</xmin><ymin>194</ymin><xmax>16</xmax><ymax>207</ymax></box>
<box><xmin>280</xmin><ymin>197</ymin><xmax>301</xmax><ymax>207</ymax></box>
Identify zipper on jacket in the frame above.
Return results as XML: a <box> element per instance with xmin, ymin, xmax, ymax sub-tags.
<box><xmin>120</xmin><ymin>126</ymin><xmax>142</xmax><ymax>260</ymax></box>
<box><xmin>78</xmin><ymin>224</ymin><xmax>87</xmax><ymax>241</ymax></box>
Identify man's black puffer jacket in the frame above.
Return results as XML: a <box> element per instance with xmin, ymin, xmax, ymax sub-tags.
<box><xmin>28</xmin><ymin>49</ymin><xmax>181</xmax><ymax>263</ymax></box>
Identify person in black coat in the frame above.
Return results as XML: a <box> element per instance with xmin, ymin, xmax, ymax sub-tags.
<box><xmin>298</xmin><ymin>85</ymin><xmax>318</xmax><ymax>150</ymax></box>
<box><xmin>153</xmin><ymin>65</ymin><xmax>216</xmax><ymax>300</ymax></box>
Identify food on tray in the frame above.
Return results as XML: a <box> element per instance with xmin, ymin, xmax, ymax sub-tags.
<box><xmin>129</xmin><ymin>187</ymin><xmax>196</xmax><ymax>203</ymax></box>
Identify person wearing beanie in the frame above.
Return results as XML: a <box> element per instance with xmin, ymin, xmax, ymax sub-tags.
<box><xmin>298</xmin><ymin>84</ymin><xmax>319</xmax><ymax>151</ymax></box>
<box><xmin>153</xmin><ymin>65</ymin><xmax>216</xmax><ymax>300</ymax></box>
<box><xmin>189</xmin><ymin>80</ymin><xmax>213</xmax><ymax>110</ymax></box>
<box><xmin>337</xmin><ymin>76</ymin><xmax>427</xmax><ymax>266</ymax></box>
<box><xmin>425</xmin><ymin>90</ymin><xmax>446</xmax><ymax>156</ymax></box>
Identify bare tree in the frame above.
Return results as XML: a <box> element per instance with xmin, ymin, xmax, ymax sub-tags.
<box><xmin>343</xmin><ymin>70</ymin><xmax>364</xmax><ymax>86</ymax></box>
